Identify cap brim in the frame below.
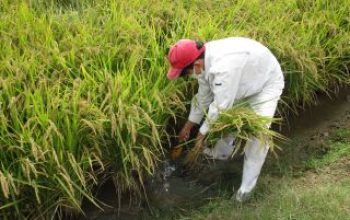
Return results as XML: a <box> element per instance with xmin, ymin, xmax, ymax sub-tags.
<box><xmin>167</xmin><ymin>67</ymin><xmax>182</xmax><ymax>80</ymax></box>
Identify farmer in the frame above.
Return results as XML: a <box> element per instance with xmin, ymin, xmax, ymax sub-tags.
<box><xmin>166</xmin><ymin>37</ymin><xmax>285</xmax><ymax>202</ymax></box>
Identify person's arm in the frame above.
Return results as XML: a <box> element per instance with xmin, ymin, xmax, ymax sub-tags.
<box><xmin>178</xmin><ymin>78</ymin><xmax>213</xmax><ymax>142</ymax></box>
<box><xmin>199</xmin><ymin>53</ymin><xmax>249</xmax><ymax>135</ymax></box>
<box><xmin>188</xmin><ymin>77</ymin><xmax>213</xmax><ymax>124</ymax></box>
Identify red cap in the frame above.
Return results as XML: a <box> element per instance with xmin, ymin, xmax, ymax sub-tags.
<box><xmin>167</xmin><ymin>39</ymin><xmax>205</xmax><ymax>80</ymax></box>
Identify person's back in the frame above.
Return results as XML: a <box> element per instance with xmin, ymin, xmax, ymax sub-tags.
<box><xmin>205</xmin><ymin>37</ymin><xmax>269</xmax><ymax>58</ymax></box>
<box><xmin>204</xmin><ymin>37</ymin><xmax>283</xmax><ymax>102</ymax></box>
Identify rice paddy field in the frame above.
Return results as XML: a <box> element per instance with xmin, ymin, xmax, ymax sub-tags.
<box><xmin>0</xmin><ymin>0</ymin><xmax>349</xmax><ymax>219</ymax></box>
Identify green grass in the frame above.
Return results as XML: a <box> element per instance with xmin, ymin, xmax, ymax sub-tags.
<box><xmin>177</xmin><ymin>178</ymin><xmax>350</xmax><ymax>220</ymax></box>
<box><xmin>306</xmin><ymin>128</ymin><xmax>350</xmax><ymax>168</ymax></box>
<box><xmin>0</xmin><ymin>0</ymin><xmax>350</xmax><ymax>218</ymax></box>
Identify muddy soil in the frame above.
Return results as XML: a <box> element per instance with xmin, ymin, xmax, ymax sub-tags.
<box><xmin>78</xmin><ymin>87</ymin><xmax>350</xmax><ymax>220</ymax></box>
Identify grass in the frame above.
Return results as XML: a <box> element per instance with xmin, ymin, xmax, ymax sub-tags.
<box><xmin>306</xmin><ymin>128</ymin><xmax>350</xmax><ymax>169</ymax></box>
<box><xmin>177</xmin><ymin>178</ymin><xmax>350</xmax><ymax>220</ymax></box>
<box><xmin>0</xmin><ymin>0</ymin><xmax>349</xmax><ymax>218</ymax></box>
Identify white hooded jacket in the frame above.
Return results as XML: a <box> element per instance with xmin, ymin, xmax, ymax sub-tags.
<box><xmin>188</xmin><ymin>37</ymin><xmax>284</xmax><ymax>135</ymax></box>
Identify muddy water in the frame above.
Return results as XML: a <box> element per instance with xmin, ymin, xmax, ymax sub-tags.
<box><xmin>79</xmin><ymin>88</ymin><xmax>350</xmax><ymax>220</ymax></box>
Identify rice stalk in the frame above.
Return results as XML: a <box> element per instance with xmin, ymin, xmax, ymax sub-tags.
<box><xmin>0</xmin><ymin>0</ymin><xmax>349</xmax><ymax>218</ymax></box>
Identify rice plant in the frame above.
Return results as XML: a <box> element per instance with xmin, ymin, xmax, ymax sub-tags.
<box><xmin>0</xmin><ymin>0</ymin><xmax>349</xmax><ymax>218</ymax></box>
<box><xmin>185</xmin><ymin>102</ymin><xmax>285</xmax><ymax>168</ymax></box>
<box><xmin>207</xmin><ymin>103</ymin><xmax>286</xmax><ymax>152</ymax></box>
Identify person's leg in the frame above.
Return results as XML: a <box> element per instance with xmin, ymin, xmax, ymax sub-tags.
<box><xmin>235</xmin><ymin>137</ymin><xmax>269</xmax><ymax>201</ymax></box>
<box><xmin>203</xmin><ymin>134</ymin><xmax>235</xmax><ymax>160</ymax></box>
<box><xmin>235</xmin><ymin>69</ymin><xmax>284</xmax><ymax>202</ymax></box>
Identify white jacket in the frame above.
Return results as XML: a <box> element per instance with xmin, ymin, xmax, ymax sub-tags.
<box><xmin>188</xmin><ymin>37</ymin><xmax>284</xmax><ymax>135</ymax></box>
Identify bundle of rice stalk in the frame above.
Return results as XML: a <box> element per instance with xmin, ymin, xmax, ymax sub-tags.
<box><xmin>185</xmin><ymin>102</ymin><xmax>286</xmax><ymax>167</ymax></box>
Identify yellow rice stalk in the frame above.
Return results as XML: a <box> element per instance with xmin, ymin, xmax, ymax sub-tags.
<box><xmin>0</xmin><ymin>171</ymin><xmax>9</xmax><ymax>199</ymax></box>
<box><xmin>185</xmin><ymin>103</ymin><xmax>286</xmax><ymax>167</ymax></box>
<box><xmin>207</xmin><ymin>103</ymin><xmax>286</xmax><ymax>152</ymax></box>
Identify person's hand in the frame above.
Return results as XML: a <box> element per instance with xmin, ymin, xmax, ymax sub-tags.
<box><xmin>178</xmin><ymin>121</ymin><xmax>196</xmax><ymax>142</ymax></box>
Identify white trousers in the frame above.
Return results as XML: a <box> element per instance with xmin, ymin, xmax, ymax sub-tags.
<box><xmin>205</xmin><ymin>67</ymin><xmax>284</xmax><ymax>197</ymax></box>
